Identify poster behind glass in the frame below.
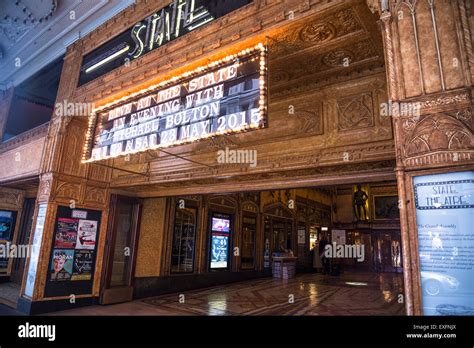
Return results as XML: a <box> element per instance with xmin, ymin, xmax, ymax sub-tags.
<box><xmin>210</xmin><ymin>214</ymin><xmax>231</xmax><ymax>269</ymax></box>
<box><xmin>0</xmin><ymin>210</ymin><xmax>17</xmax><ymax>274</ymax></box>
<box><xmin>414</xmin><ymin>171</ymin><xmax>474</xmax><ymax>315</ymax></box>
<box><xmin>44</xmin><ymin>206</ymin><xmax>102</xmax><ymax>297</ymax></box>
<box><xmin>171</xmin><ymin>207</ymin><xmax>197</xmax><ymax>273</ymax></box>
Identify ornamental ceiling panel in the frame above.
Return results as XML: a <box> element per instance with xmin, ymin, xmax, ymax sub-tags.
<box><xmin>268</xmin><ymin>1</ymin><xmax>384</xmax><ymax>94</ymax></box>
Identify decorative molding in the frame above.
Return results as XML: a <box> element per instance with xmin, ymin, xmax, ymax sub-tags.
<box><xmin>417</xmin><ymin>92</ymin><xmax>470</xmax><ymax>110</ymax></box>
<box><xmin>0</xmin><ymin>122</ymin><xmax>49</xmax><ymax>153</ymax></box>
<box><xmin>403</xmin><ymin>151</ymin><xmax>473</xmax><ymax>168</ymax></box>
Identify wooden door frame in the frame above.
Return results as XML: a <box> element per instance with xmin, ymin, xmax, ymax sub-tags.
<box><xmin>100</xmin><ymin>194</ymin><xmax>142</xmax><ymax>304</ymax></box>
<box><xmin>10</xmin><ymin>198</ymin><xmax>36</xmax><ymax>284</ymax></box>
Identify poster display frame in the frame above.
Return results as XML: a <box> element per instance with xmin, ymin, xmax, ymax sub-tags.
<box><xmin>44</xmin><ymin>205</ymin><xmax>102</xmax><ymax>298</ymax></box>
<box><xmin>406</xmin><ymin>166</ymin><xmax>474</xmax><ymax>315</ymax></box>
<box><xmin>0</xmin><ymin>209</ymin><xmax>18</xmax><ymax>276</ymax></box>
<box><xmin>208</xmin><ymin>212</ymin><xmax>233</xmax><ymax>271</ymax></box>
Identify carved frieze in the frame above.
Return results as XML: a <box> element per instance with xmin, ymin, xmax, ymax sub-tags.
<box><xmin>270</xmin><ymin>39</ymin><xmax>379</xmax><ymax>86</ymax></box>
<box><xmin>300</xmin><ymin>22</ymin><xmax>336</xmax><ymax>43</ymax></box>
<box><xmin>294</xmin><ymin>101</ymin><xmax>323</xmax><ymax>135</ymax></box>
<box><xmin>53</xmin><ymin>181</ymin><xmax>82</xmax><ymax>202</ymax></box>
<box><xmin>270</xmin><ymin>8</ymin><xmax>364</xmax><ymax>59</ymax></box>
<box><xmin>0</xmin><ymin>187</ymin><xmax>23</xmax><ymax>209</ymax></box>
<box><xmin>337</xmin><ymin>92</ymin><xmax>375</xmax><ymax>130</ymax></box>
<box><xmin>84</xmin><ymin>185</ymin><xmax>107</xmax><ymax>206</ymax></box>
<box><xmin>403</xmin><ymin>111</ymin><xmax>473</xmax><ymax>158</ymax></box>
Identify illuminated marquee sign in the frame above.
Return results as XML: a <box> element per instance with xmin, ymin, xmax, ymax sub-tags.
<box><xmin>82</xmin><ymin>44</ymin><xmax>267</xmax><ymax>163</ymax></box>
<box><xmin>78</xmin><ymin>0</ymin><xmax>253</xmax><ymax>86</ymax></box>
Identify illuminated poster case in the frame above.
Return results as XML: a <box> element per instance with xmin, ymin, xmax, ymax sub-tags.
<box><xmin>0</xmin><ymin>210</ymin><xmax>18</xmax><ymax>275</ymax></box>
<box><xmin>413</xmin><ymin>171</ymin><xmax>474</xmax><ymax>315</ymax></box>
<box><xmin>83</xmin><ymin>44</ymin><xmax>267</xmax><ymax>163</ymax></box>
<box><xmin>209</xmin><ymin>213</ymin><xmax>232</xmax><ymax>270</ymax></box>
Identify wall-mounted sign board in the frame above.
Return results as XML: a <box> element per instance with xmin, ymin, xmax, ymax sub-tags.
<box><xmin>78</xmin><ymin>0</ymin><xmax>253</xmax><ymax>86</ymax></box>
<box><xmin>44</xmin><ymin>206</ymin><xmax>102</xmax><ymax>298</ymax></box>
<box><xmin>24</xmin><ymin>204</ymin><xmax>47</xmax><ymax>298</ymax></box>
<box><xmin>414</xmin><ymin>171</ymin><xmax>474</xmax><ymax>315</ymax></box>
<box><xmin>82</xmin><ymin>44</ymin><xmax>267</xmax><ymax>162</ymax></box>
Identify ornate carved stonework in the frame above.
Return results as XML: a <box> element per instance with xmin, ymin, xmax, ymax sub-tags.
<box><xmin>84</xmin><ymin>185</ymin><xmax>107</xmax><ymax>205</ymax></box>
<box><xmin>418</xmin><ymin>93</ymin><xmax>470</xmax><ymax>109</ymax></box>
<box><xmin>294</xmin><ymin>101</ymin><xmax>323</xmax><ymax>135</ymax></box>
<box><xmin>37</xmin><ymin>176</ymin><xmax>52</xmax><ymax>203</ymax></box>
<box><xmin>54</xmin><ymin>181</ymin><xmax>82</xmax><ymax>201</ymax></box>
<box><xmin>404</xmin><ymin>112</ymin><xmax>473</xmax><ymax>158</ymax></box>
<box><xmin>300</xmin><ymin>22</ymin><xmax>336</xmax><ymax>43</ymax></box>
<box><xmin>270</xmin><ymin>39</ymin><xmax>379</xmax><ymax>86</ymax></box>
<box><xmin>337</xmin><ymin>93</ymin><xmax>375</xmax><ymax>130</ymax></box>
<box><xmin>0</xmin><ymin>187</ymin><xmax>23</xmax><ymax>209</ymax></box>
<box><xmin>270</xmin><ymin>8</ymin><xmax>364</xmax><ymax>59</ymax></box>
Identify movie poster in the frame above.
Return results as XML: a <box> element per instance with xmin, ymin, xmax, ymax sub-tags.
<box><xmin>210</xmin><ymin>233</ymin><xmax>229</xmax><ymax>269</ymax></box>
<box><xmin>54</xmin><ymin>218</ymin><xmax>78</xmax><ymax>248</ymax></box>
<box><xmin>0</xmin><ymin>211</ymin><xmax>13</xmax><ymax>241</ymax></box>
<box><xmin>50</xmin><ymin>249</ymin><xmax>74</xmax><ymax>281</ymax></box>
<box><xmin>72</xmin><ymin>250</ymin><xmax>93</xmax><ymax>281</ymax></box>
<box><xmin>76</xmin><ymin>220</ymin><xmax>98</xmax><ymax>250</ymax></box>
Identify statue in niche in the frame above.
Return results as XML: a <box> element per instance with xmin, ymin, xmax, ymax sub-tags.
<box><xmin>353</xmin><ymin>184</ymin><xmax>369</xmax><ymax>221</ymax></box>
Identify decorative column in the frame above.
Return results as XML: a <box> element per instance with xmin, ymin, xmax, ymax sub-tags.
<box><xmin>18</xmin><ymin>40</ymin><xmax>113</xmax><ymax>314</ymax></box>
<box><xmin>374</xmin><ymin>0</ymin><xmax>473</xmax><ymax>315</ymax></box>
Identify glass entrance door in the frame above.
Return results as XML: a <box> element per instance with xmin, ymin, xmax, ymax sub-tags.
<box><xmin>100</xmin><ymin>195</ymin><xmax>142</xmax><ymax>304</ymax></box>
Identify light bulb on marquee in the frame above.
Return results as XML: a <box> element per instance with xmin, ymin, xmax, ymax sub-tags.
<box><xmin>82</xmin><ymin>44</ymin><xmax>268</xmax><ymax>163</ymax></box>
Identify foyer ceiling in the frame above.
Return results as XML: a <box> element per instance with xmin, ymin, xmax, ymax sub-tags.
<box><xmin>0</xmin><ymin>0</ymin><xmax>135</xmax><ymax>87</ymax></box>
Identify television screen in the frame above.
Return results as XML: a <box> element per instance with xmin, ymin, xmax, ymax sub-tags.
<box><xmin>212</xmin><ymin>217</ymin><xmax>230</xmax><ymax>233</ymax></box>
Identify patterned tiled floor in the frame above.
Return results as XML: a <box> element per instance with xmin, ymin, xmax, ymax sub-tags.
<box><xmin>51</xmin><ymin>272</ymin><xmax>406</xmax><ymax>316</ymax></box>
